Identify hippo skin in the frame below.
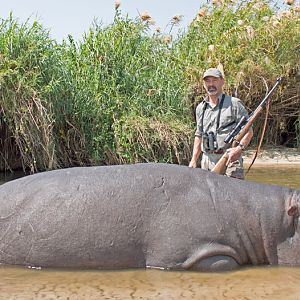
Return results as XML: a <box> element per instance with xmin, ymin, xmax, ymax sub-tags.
<box><xmin>0</xmin><ymin>163</ymin><xmax>299</xmax><ymax>272</ymax></box>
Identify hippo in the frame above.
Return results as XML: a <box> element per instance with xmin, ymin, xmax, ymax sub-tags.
<box><xmin>0</xmin><ymin>163</ymin><xmax>299</xmax><ymax>272</ymax></box>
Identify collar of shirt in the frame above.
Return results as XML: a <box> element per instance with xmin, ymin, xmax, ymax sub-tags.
<box><xmin>204</xmin><ymin>93</ymin><xmax>224</xmax><ymax>109</ymax></box>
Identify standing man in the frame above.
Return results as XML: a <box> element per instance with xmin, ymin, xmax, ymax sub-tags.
<box><xmin>189</xmin><ymin>68</ymin><xmax>253</xmax><ymax>179</ymax></box>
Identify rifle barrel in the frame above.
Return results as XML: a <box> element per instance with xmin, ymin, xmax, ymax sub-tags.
<box><xmin>249</xmin><ymin>77</ymin><xmax>282</xmax><ymax>118</ymax></box>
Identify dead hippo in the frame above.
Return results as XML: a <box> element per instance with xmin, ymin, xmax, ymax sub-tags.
<box><xmin>0</xmin><ymin>163</ymin><xmax>299</xmax><ymax>272</ymax></box>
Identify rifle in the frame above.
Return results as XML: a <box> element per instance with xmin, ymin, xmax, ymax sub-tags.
<box><xmin>211</xmin><ymin>77</ymin><xmax>282</xmax><ymax>175</ymax></box>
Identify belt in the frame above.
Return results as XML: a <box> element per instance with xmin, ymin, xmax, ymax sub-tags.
<box><xmin>204</xmin><ymin>150</ymin><xmax>225</xmax><ymax>155</ymax></box>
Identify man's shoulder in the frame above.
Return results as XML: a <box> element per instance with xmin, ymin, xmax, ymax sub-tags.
<box><xmin>224</xmin><ymin>94</ymin><xmax>244</xmax><ymax>107</ymax></box>
<box><xmin>196</xmin><ymin>100</ymin><xmax>207</xmax><ymax>111</ymax></box>
<box><xmin>224</xmin><ymin>94</ymin><xmax>242</xmax><ymax>103</ymax></box>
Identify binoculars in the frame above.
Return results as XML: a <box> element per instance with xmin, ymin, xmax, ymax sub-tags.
<box><xmin>202</xmin><ymin>132</ymin><xmax>218</xmax><ymax>152</ymax></box>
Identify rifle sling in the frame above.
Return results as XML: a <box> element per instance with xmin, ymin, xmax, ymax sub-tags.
<box><xmin>201</xmin><ymin>94</ymin><xmax>226</xmax><ymax>133</ymax></box>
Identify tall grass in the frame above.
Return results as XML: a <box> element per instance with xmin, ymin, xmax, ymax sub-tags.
<box><xmin>0</xmin><ymin>14</ymin><xmax>59</xmax><ymax>172</ymax></box>
<box><xmin>296</xmin><ymin>116</ymin><xmax>300</xmax><ymax>147</ymax></box>
<box><xmin>0</xmin><ymin>0</ymin><xmax>299</xmax><ymax>172</ymax></box>
<box><xmin>58</xmin><ymin>11</ymin><xmax>192</xmax><ymax>166</ymax></box>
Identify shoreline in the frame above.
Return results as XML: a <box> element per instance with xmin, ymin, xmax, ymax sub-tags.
<box><xmin>243</xmin><ymin>147</ymin><xmax>300</xmax><ymax>166</ymax></box>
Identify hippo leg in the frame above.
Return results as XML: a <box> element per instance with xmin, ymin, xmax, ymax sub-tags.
<box><xmin>182</xmin><ymin>243</ymin><xmax>242</xmax><ymax>272</ymax></box>
<box><xmin>187</xmin><ymin>255</ymin><xmax>239</xmax><ymax>272</ymax></box>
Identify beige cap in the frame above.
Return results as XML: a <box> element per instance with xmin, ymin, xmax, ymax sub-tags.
<box><xmin>202</xmin><ymin>68</ymin><xmax>223</xmax><ymax>79</ymax></box>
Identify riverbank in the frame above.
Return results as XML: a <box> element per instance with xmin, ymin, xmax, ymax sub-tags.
<box><xmin>244</xmin><ymin>147</ymin><xmax>300</xmax><ymax>166</ymax></box>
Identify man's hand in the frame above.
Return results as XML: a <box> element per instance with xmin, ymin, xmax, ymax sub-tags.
<box><xmin>189</xmin><ymin>136</ymin><xmax>202</xmax><ymax>168</ymax></box>
<box><xmin>226</xmin><ymin>129</ymin><xmax>252</xmax><ymax>167</ymax></box>
<box><xmin>189</xmin><ymin>160</ymin><xmax>197</xmax><ymax>168</ymax></box>
<box><xmin>226</xmin><ymin>146</ymin><xmax>243</xmax><ymax>166</ymax></box>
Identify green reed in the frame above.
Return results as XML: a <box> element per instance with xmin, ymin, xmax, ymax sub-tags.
<box><xmin>0</xmin><ymin>1</ymin><xmax>299</xmax><ymax>172</ymax></box>
<box><xmin>296</xmin><ymin>116</ymin><xmax>300</xmax><ymax>147</ymax></box>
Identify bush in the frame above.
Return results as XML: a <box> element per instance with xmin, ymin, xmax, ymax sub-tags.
<box><xmin>0</xmin><ymin>1</ymin><xmax>299</xmax><ymax>172</ymax></box>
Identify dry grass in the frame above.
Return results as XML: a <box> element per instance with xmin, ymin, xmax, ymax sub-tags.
<box><xmin>0</xmin><ymin>1</ymin><xmax>299</xmax><ymax>172</ymax></box>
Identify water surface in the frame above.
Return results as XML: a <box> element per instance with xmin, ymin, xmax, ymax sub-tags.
<box><xmin>1</xmin><ymin>266</ymin><xmax>300</xmax><ymax>300</ymax></box>
<box><xmin>245</xmin><ymin>165</ymin><xmax>300</xmax><ymax>189</ymax></box>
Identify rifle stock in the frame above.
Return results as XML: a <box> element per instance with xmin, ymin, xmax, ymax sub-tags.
<box><xmin>211</xmin><ymin>77</ymin><xmax>281</xmax><ymax>175</ymax></box>
<box><xmin>211</xmin><ymin>152</ymin><xmax>229</xmax><ymax>175</ymax></box>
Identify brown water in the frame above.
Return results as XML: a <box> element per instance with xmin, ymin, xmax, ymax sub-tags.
<box><xmin>245</xmin><ymin>165</ymin><xmax>300</xmax><ymax>190</ymax></box>
<box><xmin>1</xmin><ymin>166</ymin><xmax>300</xmax><ymax>300</ymax></box>
<box><xmin>1</xmin><ymin>266</ymin><xmax>300</xmax><ymax>300</ymax></box>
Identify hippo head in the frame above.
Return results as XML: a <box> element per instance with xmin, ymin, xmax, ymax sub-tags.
<box><xmin>278</xmin><ymin>190</ymin><xmax>300</xmax><ymax>266</ymax></box>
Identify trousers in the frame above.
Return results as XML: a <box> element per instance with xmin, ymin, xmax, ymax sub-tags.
<box><xmin>201</xmin><ymin>152</ymin><xmax>244</xmax><ymax>179</ymax></box>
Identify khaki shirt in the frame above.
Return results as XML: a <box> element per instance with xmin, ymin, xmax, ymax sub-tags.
<box><xmin>195</xmin><ymin>93</ymin><xmax>249</xmax><ymax>152</ymax></box>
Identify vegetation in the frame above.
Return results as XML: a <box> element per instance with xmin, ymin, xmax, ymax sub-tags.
<box><xmin>0</xmin><ymin>0</ymin><xmax>299</xmax><ymax>172</ymax></box>
<box><xmin>296</xmin><ymin>116</ymin><xmax>300</xmax><ymax>147</ymax></box>
<box><xmin>178</xmin><ymin>0</ymin><xmax>300</xmax><ymax>146</ymax></box>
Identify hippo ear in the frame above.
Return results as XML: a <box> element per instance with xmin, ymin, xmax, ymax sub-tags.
<box><xmin>287</xmin><ymin>205</ymin><xmax>299</xmax><ymax>217</ymax></box>
<box><xmin>287</xmin><ymin>192</ymin><xmax>300</xmax><ymax>217</ymax></box>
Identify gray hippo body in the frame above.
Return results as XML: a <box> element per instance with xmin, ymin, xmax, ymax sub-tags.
<box><xmin>0</xmin><ymin>163</ymin><xmax>299</xmax><ymax>271</ymax></box>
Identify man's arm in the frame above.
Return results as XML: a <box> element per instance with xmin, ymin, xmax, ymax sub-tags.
<box><xmin>189</xmin><ymin>136</ymin><xmax>202</xmax><ymax>168</ymax></box>
<box><xmin>226</xmin><ymin>128</ymin><xmax>253</xmax><ymax>165</ymax></box>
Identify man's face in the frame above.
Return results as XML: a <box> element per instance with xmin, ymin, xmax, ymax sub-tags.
<box><xmin>203</xmin><ymin>76</ymin><xmax>224</xmax><ymax>96</ymax></box>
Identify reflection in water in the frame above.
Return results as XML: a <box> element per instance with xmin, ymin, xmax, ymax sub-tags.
<box><xmin>0</xmin><ymin>166</ymin><xmax>300</xmax><ymax>299</ymax></box>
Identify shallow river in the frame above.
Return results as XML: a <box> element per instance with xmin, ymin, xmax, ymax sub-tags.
<box><xmin>0</xmin><ymin>166</ymin><xmax>300</xmax><ymax>300</ymax></box>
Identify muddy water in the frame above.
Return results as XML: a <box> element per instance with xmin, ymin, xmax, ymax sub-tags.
<box><xmin>1</xmin><ymin>166</ymin><xmax>300</xmax><ymax>300</ymax></box>
<box><xmin>1</xmin><ymin>266</ymin><xmax>300</xmax><ymax>300</ymax></box>
<box><xmin>245</xmin><ymin>165</ymin><xmax>300</xmax><ymax>189</ymax></box>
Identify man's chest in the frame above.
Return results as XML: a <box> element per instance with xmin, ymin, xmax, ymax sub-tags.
<box><xmin>203</xmin><ymin>105</ymin><xmax>234</xmax><ymax>130</ymax></box>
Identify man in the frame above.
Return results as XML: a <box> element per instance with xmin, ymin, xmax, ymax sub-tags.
<box><xmin>189</xmin><ymin>68</ymin><xmax>253</xmax><ymax>179</ymax></box>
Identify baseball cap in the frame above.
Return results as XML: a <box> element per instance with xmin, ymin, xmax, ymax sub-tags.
<box><xmin>202</xmin><ymin>68</ymin><xmax>223</xmax><ymax>79</ymax></box>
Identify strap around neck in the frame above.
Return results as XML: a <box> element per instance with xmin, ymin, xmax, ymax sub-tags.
<box><xmin>201</xmin><ymin>94</ymin><xmax>225</xmax><ymax>132</ymax></box>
